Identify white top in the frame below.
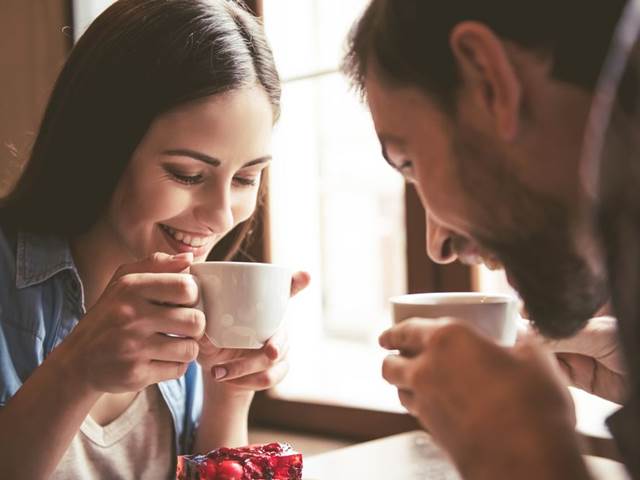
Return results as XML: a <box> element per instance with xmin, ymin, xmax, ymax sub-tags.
<box><xmin>51</xmin><ymin>386</ymin><xmax>174</xmax><ymax>480</ymax></box>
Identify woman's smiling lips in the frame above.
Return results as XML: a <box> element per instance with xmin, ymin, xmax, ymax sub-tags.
<box><xmin>158</xmin><ymin>223</ymin><xmax>215</xmax><ymax>256</ymax></box>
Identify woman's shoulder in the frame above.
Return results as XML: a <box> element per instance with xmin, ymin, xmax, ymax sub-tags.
<box><xmin>0</xmin><ymin>224</ymin><xmax>18</xmax><ymax>285</ymax></box>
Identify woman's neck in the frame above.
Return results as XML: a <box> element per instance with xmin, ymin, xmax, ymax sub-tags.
<box><xmin>69</xmin><ymin>219</ymin><xmax>135</xmax><ymax>310</ymax></box>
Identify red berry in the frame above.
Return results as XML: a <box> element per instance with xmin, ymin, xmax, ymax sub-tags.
<box><xmin>204</xmin><ymin>461</ymin><xmax>217</xmax><ymax>478</ymax></box>
<box><xmin>217</xmin><ymin>460</ymin><xmax>244</xmax><ymax>480</ymax></box>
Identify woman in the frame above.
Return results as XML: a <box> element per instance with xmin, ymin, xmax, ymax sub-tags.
<box><xmin>0</xmin><ymin>1</ymin><xmax>308</xmax><ymax>478</ymax></box>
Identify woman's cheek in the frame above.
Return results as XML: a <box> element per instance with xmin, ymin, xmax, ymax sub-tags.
<box><xmin>232</xmin><ymin>192</ymin><xmax>259</xmax><ymax>224</ymax></box>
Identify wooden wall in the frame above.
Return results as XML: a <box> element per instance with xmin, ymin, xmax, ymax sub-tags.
<box><xmin>0</xmin><ymin>0</ymin><xmax>72</xmax><ymax>198</ymax></box>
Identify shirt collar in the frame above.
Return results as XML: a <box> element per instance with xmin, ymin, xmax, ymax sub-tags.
<box><xmin>15</xmin><ymin>231</ymin><xmax>77</xmax><ymax>288</ymax></box>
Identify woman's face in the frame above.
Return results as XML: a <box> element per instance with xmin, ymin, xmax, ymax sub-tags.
<box><xmin>105</xmin><ymin>87</ymin><xmax>273</xmax><ymax>262</ymax></box>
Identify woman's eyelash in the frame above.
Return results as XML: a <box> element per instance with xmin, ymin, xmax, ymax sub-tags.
<box><xmin>166</xmin><ymin>167</ymin><xmax>258</xmax><ymax>187</ymax></box>
<box><xmin>233</xmin><ymin>175</ymin><xmax>258</xmax><ymax>187</ymax></box>
<box><xmin>169</xmin><ymin>171</ymin><xmax>204</xmax><ymax>185</ymax></box>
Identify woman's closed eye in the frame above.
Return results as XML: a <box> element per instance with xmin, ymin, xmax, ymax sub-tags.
<box><xmin>233</xmin><ymin>174</ymin><xmax>259</xmax><ymax>187</ymax></box>
<box><xmin>166</xmin><ymin>168</ymin><xmax>204</xmax><ymax>185</ymax></box>
<box><xmin>164</xmin><ymin>164</ymin><xmax>261</xmax><ymax>188</ymax></box>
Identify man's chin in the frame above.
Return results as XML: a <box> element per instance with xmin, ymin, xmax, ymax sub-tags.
<box><xmin>516</xmin><ymin>281</ymin><xmax>605</xmax><ymax>339</ymax></box>
<box><xmin>528</xmin><ymin>311</ymin><xmax>592</xmax><ymax>339</ymax></box>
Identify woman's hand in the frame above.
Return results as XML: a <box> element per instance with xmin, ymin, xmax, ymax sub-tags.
<box><xmin>197</xmin><ymin>271</ymin><xmax>310</xmax><ymax>395</ymax></box>
<box><xmin>60</xmin><ymin>252</ymin><xmax>204</xmax><ymax>394</ymax></box>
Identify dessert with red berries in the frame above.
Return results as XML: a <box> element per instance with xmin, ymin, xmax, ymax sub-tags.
<box><xmin>176</xmin><ymin>442</ymin><xmax>303</xmax><ymax>480</ymax></box>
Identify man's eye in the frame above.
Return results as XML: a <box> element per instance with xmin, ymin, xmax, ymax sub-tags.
<box><xmin>398</xmin><ymin>160</ymin><xmax>416</xmax><ymax>181</ymax></box>
<box><xmin>398</xmin><ymin>160</ymin><xmax>412</xmax><ymax>170</ymax></box>
<box><xmin>170</xmin><ymin>171</ymin><xmax>204</xmax><ymax>185</ymax></box>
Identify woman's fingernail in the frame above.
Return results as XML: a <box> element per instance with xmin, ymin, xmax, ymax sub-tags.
<box><xmin>213</xmin><ymin>366</ymin><xmax>227</xmax><ymax>380</ymax></box>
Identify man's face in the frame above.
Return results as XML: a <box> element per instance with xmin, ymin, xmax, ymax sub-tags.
<box><xmin>365</xmin><ymin>64</ymin><xmax>608</xmax><ymax>338</ymax></box>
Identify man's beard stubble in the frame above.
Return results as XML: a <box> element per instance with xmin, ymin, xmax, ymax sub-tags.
<box><xmin>451</xmin><ymin>126</ymin><xmax>608</xmax><ymax>338</ymax></box>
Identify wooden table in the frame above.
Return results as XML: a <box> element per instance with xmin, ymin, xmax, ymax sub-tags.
<box><xmin>304</xmin><ymin>430</ymin><xmax>630</xmax><ymax>480</ymax></box>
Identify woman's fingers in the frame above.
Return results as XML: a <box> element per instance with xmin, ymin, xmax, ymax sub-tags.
<box><xmin>212</xmin><ymin>342</ymin><xmax>288</xmax><ymax>382</ymax></box>
<box><xmin>219</xmin><ymin>360</ymin><xmax>290</xmax><ymax>391</ymax></box>
<box><xmin>145</xmin><ymin>305</ymin><xmax>205</xmax><ymax>338</ymax></box>
<box><xmin>148</xmin><ymin>333</ymin><xmax>200</xmax><ymax>363</ymax></box>
<box><xmin>122</xmin><ymin>272</ymin><xmax>199</xmax><ymax>306</ymax></box>
<box><xmin>147</xmin><ymin>360</ymin><xmax>191</xmax><ymax>384</ymax></box>
<box><xmin>290</xmin><ymin>271</ymin><xmax>311</xmax><ymax>297</ymax></box>
<box><xmin>263</xmin><ymin>328</ymin><xmax>288</xmax><ymax>361</ymax></box>
<box><xmin>112</xmin><ymin>252</ymin><xmax>193</xmax><ymax>278</ymax></box>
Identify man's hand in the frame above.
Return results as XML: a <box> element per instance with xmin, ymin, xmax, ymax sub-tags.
<box><xmin>379</xmin><ymin>318</ymin><xmax>590</xmax><ymax>479</ymax></box>
<box><xmin>532</xmin><ymin>316</ymin><xmax>627</xmax><ymax>403</ymax></box>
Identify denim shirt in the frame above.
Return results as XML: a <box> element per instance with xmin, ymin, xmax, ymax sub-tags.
<box><xmin>0</xmin><ymin>226</ymin><xmax>203</xmax><ymax>455</ymax></box>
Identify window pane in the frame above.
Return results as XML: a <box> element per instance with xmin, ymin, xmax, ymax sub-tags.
<box><xmin>72</xmin><ymin>0</ymin><xmax>114</xmax><ymax>40</ymax></box>
<box><xmin>263</xmin><ymin>0</ymin><xmax>369</xmax><ymax>80</ymax></box>
<box><xmin>269</xmin><ymin>72</ymin><xmax>407</xmax><ymax>344</ymax></box>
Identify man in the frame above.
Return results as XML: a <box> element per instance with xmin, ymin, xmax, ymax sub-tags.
<box><xmin>342</xmin><ymin>0</ymin><xmax>638</xmax><ymax>478</ymax></box>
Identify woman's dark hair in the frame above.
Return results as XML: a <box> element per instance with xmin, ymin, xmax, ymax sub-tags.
<box><xmin>343</xmin><ymin>0</ymin><xmax>625</xmax><ymax>111</ymax></box>
<box><xmin>0</xmin><ymin>0</ymin><xmax>279</xmax><ymax>260</ymax></box>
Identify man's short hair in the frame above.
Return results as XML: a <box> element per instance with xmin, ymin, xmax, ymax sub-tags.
<box><xmin>343</xmin><ymin>0</ymin><xmax>626</xmax><ymax>110</ymax></box>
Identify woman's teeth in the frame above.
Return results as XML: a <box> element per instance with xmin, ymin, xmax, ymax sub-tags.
<box><xmin>161</xmin><ymin>225</ymin><xmax>208</xmax><ymax>247</ymax></box>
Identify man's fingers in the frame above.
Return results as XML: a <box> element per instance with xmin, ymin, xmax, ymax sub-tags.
<box><xmin>381</xmin><ymin>354</ymin><xmax>413</xmax><ymax>389</ymax></box>
<box><xmin>113</xmin><ymin>252</ymin><xmax>194</xmax><ymax>278</ymax></box>
<box><xmin>146</xmin><ymin>306</ymin><xmax>205</xmax><ymax>338</ymax></box>
<box><xmin>398</xmin><ymin>389</ymin><xmax>416</xmax><ymax>415</ymax></box>
<box><xmin>290</xmin><ymin>271</ymin><xmax>311</xmax><ymax>297</ymax></box>
<box><xmin>379</xmin><ymin>317</ymin><xmax>451</xmax><ymax>355</ymax></box>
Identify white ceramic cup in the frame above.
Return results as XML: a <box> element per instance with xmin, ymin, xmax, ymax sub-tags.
<box><xmin>190</xmin><ymin>261</ymin><xmax>292</xmax><ymax>349</ymax></box>
<box><xmin>389</xmin><ymin>292</ymin><xmax>519</xmax><ymax>346</ymax></box>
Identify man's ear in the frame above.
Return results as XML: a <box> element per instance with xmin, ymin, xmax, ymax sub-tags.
<box><xmin>449</xmin><ymin>21</ymin><xmax>522</xmax><ymax>141</ymax></box>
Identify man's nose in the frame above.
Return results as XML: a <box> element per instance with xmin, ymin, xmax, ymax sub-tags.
<box><xmin>425</xmin><ymin>213</ymin><xmax>457</xmax><ymax>264</ymax></box>
<box><xmin>196</xmin><ymin>184</ymin><xmax>234</xmax><ymax>233</ymax></box>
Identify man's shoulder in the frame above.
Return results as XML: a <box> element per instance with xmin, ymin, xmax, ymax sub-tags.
<box><xmin>607</xmin><ymin>391</ymin><xmax>640</xmax><ymax>478</ymax></box>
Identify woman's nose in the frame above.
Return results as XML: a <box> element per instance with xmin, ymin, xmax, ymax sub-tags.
<box><xmin>425</xmin><ymin>213</ymin><xmax>458</xmax><ymax>264</ymax></box>
<box><xmin>195</xmin><ymin>185</ymin><xmax>234</xmax><ymax>233</ymax></box>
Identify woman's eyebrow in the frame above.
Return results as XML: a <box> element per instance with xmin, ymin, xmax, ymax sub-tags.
<box><xmin>162</xmin><ymin>149</ymin><xmax>272</xmax><ymax>168</ymax></box>
<box><xmin>242</xmin><ymin>156</ymin><xmax>272</xmax><ymax>168</ymax></box>
<box><xmin>163</xmin><ymin>149</ymin><xmax>221</xmax><ymax>166</ymax></box>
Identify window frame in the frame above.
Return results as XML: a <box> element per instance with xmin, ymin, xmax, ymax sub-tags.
<box><xmin>245</xmin><ymin>0</ymin><xmax>472</xmax><ymax>442</ymax></box>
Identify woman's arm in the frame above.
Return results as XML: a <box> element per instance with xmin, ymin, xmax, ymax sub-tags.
<box><xmin>191</xmin><ymin>333</ymin><xmax>289</xmax><ymax>453</ymax></box>
<box><xmin>192</xmin><ymin>271</ymin><xmax>309</xmax><ymax>453</ymax></box>
<box><xmin>0</xmin><ymin>343</ymin><xmax>101</xmax><ymax>479</ymax></box>
<box><xmin>0</xmin><ymin>253</ymin><xmax>202</xmax><ymax>478</ymax></box>
<box><xmin>193</xmin><ymin>376</ymin><xmax>254</xmax><ymax>451</ymax></box>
